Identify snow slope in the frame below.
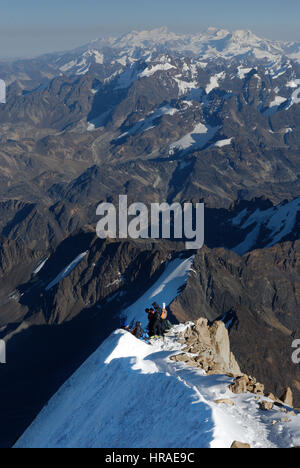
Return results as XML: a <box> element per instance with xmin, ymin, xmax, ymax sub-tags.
<box><xmin>117</xmin><ymin>105</ymin><xmax>178</xmax><ymax>139</ymax></box>
<box><xmin>45</xmin><ymin>251</ymin><xmax>88</xmax><ymax>291</ymax></box>
<box><xmin>52</xmin><ymin>27</ymin><xmax>300</xmax><ymax>79</ymax></box>
<box><xmin>32</xmin><ymin>257</ymin><xmax>49</xmax><ymax>275</ymax></box>
<box><xmin>205</xmin><ymin>72</ymin><xmax>226</xmax><ymax>94</ymax></box>
<box><xmin>123</xmin><ymin>255</ymin><xmax>194</xmax><ymax>326</ymax></box>
<box><xmin>15</xmin><ymin>327</ymin><xmax>300</xmax><ymax>448</ymax></box>
<box><xmin>169</xmin><ymin>123</ymin><xmax>220</xmax><ymax>155</ymax></box>
<box><xmin>230</xmin><ymin>198</ymin><xmax>300</xmax><ymax>255</ymax></box>
<box><xmin>87</xmin><ymin>27</ymin><xmax>300</xmax><ymax>63</ymax></box>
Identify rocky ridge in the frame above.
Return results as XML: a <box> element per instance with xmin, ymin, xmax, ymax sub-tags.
<box><xmin>171</xmin><ymin>318</ymin><xmax>296</xmax><ymax>411</ymax></box>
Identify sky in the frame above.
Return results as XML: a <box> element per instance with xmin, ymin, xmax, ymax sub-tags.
<box><xmin>1</xmin><ymin>0</ymin><xmax>300</xmax><ymax>58</ymax></box>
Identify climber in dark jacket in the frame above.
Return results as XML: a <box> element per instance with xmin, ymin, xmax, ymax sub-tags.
<box><xmin>132</xmin><ymin>322</ymin><xmax>149</xmax><ymax>342</ymax></box>
<box><xmin>152</xmin><ymin>302</ymin><xmax>162</xmax><ymax>315</ymax></box>
<box><xmin>132</xmin><ymin>322</ymin><xmax>144</xmax><ymax>339</ymax></box>
<box><xmin>146</xmin><ymin>308</ymin><xmax>155</xmax><ymax>335</ymax></box>
<box><xmin>150</xmin><ymin>311</ymin><xmax>163</xmax><ymax>337</ymax></box>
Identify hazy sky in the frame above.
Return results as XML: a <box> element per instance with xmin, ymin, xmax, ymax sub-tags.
<box><xmin>1</xmin><ymin>0</ymin><xmax>300</xmax><ymax>58</ymax></box>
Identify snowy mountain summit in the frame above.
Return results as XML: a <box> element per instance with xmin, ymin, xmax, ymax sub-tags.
<box><xmin>15</xmin><ymin>322</ymin><xmax>300</xmax><ymax>448</ymax></box>
<box><xmin>83</xmin><ymin>26</ymin><xmax>300</xmax><ymax>62</ymax></box>
<box><xmin>51</xmin><ymin>26</ymin><xmax>300</xmax><ymax>80</ymax></box>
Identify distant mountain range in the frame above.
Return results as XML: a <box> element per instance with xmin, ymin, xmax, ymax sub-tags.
<box><xmin>2</xmin><ymin>27</ymin><xmax>300</xmax><ymax>85</ymax></box>
<box><xmin>0</xmin><ymin>27</ymin><xmax>299</xmax><ymax>447</ymax></box>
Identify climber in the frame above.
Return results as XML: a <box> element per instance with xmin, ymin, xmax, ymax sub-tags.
<box><xmin>160</xmin><ymin>304</ymin><xmax>171</xmax><ymax>335</ymax></box>
<box><xmin>145</xmin><ymin>308</ymin><xmax>155</xmax><ymax>320</ymax></box>
<box><xmin>121</xmin><ymin>320</ymin><xmax>130</xmax><ymax>331</ymax></box>
<box><xmin>152</xmin><ymin>302</ymin><xmax>170</xmax><ymax>333</ymax></box>
<box><xmin>149</xmin><ymin>310</ymin><xmax>164</xmax><ymax>338</ymax></box>
<box><xmin>150</xmin><ymin>302</ymin><xmax>164</xmax><ymax>337</ymax></box>
<box><xmin>131</xmin><ymin>321</ymin><xmax>149</xmax><ymax>343</ymax></box>
<box><xmin>152</xmin><ymin>302</ymin><xmax>161</xmax><ymax>314</ymax></box>
<box><xmin>145</xmin><ymin>308</ymin><xmax>155</xmax><ymax>335</ymax></box>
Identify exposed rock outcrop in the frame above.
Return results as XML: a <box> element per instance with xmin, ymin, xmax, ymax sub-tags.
<box><xmin>280</xmin><ymin>387</ymin><xmax>294</xmax><ymax>408</ymax></box>
<box><xmin>171</xmin><ymin>319</ymin><xmax>293</xmax><ymax>408</ymax></box>
<box><xmin>214</xmin><ymin>399</ymin><xmax>235</xmax><ymax>406</ymax></box>
<box><xmin>231</xmin><ymin>441</ymin><xmax>251</xmax><ymax>449</ymax></box>
<box><xmin>170</xmin><ymin>243</ymin><xmax>300</xmax><ymax>408</ymax></box>
<box><xmin>259</xmin><ymin>401</ymin><xmax>274</xmax><ymax>411</ymax></box>
<box><xmin>229</xmin><ymin>375</ymin><xmax>265</xmax><ymax>396</ymax></box>
<box><xmin>171</xmin><ymin>318</ymin><xmax>241</xmax><ymax>376</ymax></box>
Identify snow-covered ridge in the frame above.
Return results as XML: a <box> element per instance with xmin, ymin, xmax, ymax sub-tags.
<box><xmin>15</xmin><ymin>328</ymin><xmax>300</xmax><ymax>448</ymax></box>
<box><xmin>59</xmin><ymin>49</ymin><xmax>104</xmax><ymax>74</ymax></box>
<box><xmin>91</xmin><ymin>27</ymin><xmax>300</xmax><ymax>59</ymax></box>
<box><xmin>54</xmin><ymin>27</ymin><xmax>300</xmax><ymax>79</ymax></box>
<box><xmin>32</xmin><ymin>257</ymin><xmax>49</xmax><ymax>276</ymax></box>
<box><xmin>123</xmin><ymin>255</ymin><xmax>194</xmax><ymax>325</ymax></box>
<box><xmin>45</xmin><ymin>252</ymin><xmax>88</xmax><ymax>291</ymax></box>
<box><xmin>117</xmin><ymin>104</ymin><xmax>179</xmax><ymax>139</ymax></box>
<box><xmin>206</xmin><ymin>72</ymin><xmax>226</xmax><ymax>94</ymax></box>
<box><xmin>79</xmin><ymin>27</ymin><xmax>300</xmax><ymax>63</ymax></box>
<box><xmin>169</xmin><ymin>123</ymin><xmax>220</xmax><ymax>155</ymax></box>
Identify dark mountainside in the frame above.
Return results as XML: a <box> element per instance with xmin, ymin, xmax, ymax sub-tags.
<box><xmin>0</xmin><ymin>28</ymin><xmax>299</xmax><ymax>447</ymax></box>
<box><xmin>171</xmin><ymin>242</ymin><xmax>300</xmax><ymax>399</ymax></box>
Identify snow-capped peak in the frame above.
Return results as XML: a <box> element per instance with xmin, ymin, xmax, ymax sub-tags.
<box><xmin>55</xmin><ymin>27</ymin><xmax>300</xmax><ymax>78</ymax></box>
<box><xmin>88</xmin><ymin>27</ymin><xmax>297</xmax><ymax>62</ymax></box>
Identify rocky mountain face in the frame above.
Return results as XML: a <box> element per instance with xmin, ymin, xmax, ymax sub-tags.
<box><xmin>170</xmin><ymin>241</ymin><xmax>300</xmax><ymax>404</ymax></box>
<box><xmin>1</xmin><ymin>33</ymin><xmax>300</xmax><ymax>214</ymax></box>
<box><xmin>0</xmin><ymin>27</ymin><xmax>299</xmax><ymax>446</ymax></box>
<box><xmin>171</xmin><ymin>318</ymin><xmax>241</xmax><ymax>376</ymax></box>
